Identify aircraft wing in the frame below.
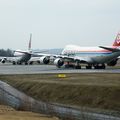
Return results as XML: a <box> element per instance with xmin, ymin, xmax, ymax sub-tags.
<box><xmin>14</xmin><ymin>50</ymin><xmax>31</xmax><ymax>55</ymax></box>
<box><xmin>35</xmin><ymin>53</ymin><xmax>62</xmax><ymax>58</ymax></box>
<box><xmin>36</xmin><ymin>53</ymin><xmax>92</xmax><ymax>64</ymax></box>
<box><xmin>0</xmin><ymin>56</ymin><xmax>22</xmax><ymax>63</ymax></box>
<box><xmin>37</xmin><ymin>51</ymin><xmax>93</xmax><ymax>61</ymax></box>
<box><xmin>29</xmin><ymin>57</ymin><xmax>41</xmax><ymax>62</ymax></box>
<box><xmin>15</xmin><ymin>50</ymin><xmax>49</xmax><ymax>55</ymax></box>
<box><xmin>6</xmin><ymin>57</ymin><xmax>21</xmax><ymax>62</ymax></box>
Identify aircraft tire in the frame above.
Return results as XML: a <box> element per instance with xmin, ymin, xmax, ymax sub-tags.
<box><xmin>65</xmin><ymin>64</ymin><xmax>74</xmax><ymax>68</ymax></box>
<box><xmin>74</xmin><ymin>65</ymin><xmax>81</xmax><ymax>69</ymax></box>
<box><xmin>86</xmin><ymin>65</ymin><xmax>92</xmax><ymax>69</ymax></box>
<box><xmin>17</xmin><ymin>62</ymin><xmax>22</xmax><ymax>65</ymax></box>
<box><xmin>37</xmin><ymin>61</ymin><xmax>40</xmax><ymax>64</ymax></box>
<box><xmin>29</xmin><ymin>61</ymin><xmax>33</xmax><ymax>65</ymax></box>
<box><xmin>25</xmin><ymin>62</ymin><xmax>28</xmax><ymax>65</ymax></box>
<box><xmin>94</xmin><ymin>65</ymin><xmax>99</xmax><ymax>69</ymax></box>
<box><xmin>94</xmin><ymin>64</ymin><xmax>106</xmax><ymax>69</ymax></box>
<box><xmin>101</xmin><ymin>64</ymin><xmax>106</xmax><ymax>69</ymax></box>
<box><xmin>12</xmin><ymin>61</ymin><xmax>16</xmax><ymax>65</ymax></box>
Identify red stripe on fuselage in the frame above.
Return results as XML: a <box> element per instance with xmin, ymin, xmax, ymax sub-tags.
<box><xmin>65</xmin><ymin>50</ymin><xmax>111</xmax><ymax>53</ymax></box>
<box><xmin>64</xmin><ymin>46</ymin><xmax>117</xmax><ymax>53</ymax></box>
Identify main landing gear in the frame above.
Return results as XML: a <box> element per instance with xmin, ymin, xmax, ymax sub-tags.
<box><xmin>64</xmin><ymin>61</ymin><xmax>81</xmax><ymax>69</ymax></box>
<box><xmin>93</xmin><ymin>64</ymin><xmax>106</xmax><ymax>69</ymax></box>
<box><xmin>85</xmin><ymin>64</ymin><xmax>106</xmax><ymax>69</ymax></box>
<box><xmin>86</xmin><ymin>65</ymin><xmax>92</xmax><ymax>69</ymax></box>
<box><xmin>74</xmin><ymin>60</ymin><xmax>81</xmax><ymax>69</ymax></box>
<box><xmin>12</xmin><ymin>61</ymin><xmax>30</xmax><ymax>65</ymax></box>
<box><xmin>64</xmin><ymin>62</ymin><xmax>106</xmax><ymax>69</ymax></box>
<box><xmin>86</xmin><ymin>64</ymin><xmax>106</xmax><ymax>69</ymax></box>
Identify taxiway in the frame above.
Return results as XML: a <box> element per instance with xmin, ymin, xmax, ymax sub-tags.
<box><xmin>0</xmin><ymin>64</ymin><xmax>120</xmax><ymax>74</ymax></box>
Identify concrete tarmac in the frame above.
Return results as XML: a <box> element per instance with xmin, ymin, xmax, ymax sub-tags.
<box><xmin>0</xmin><ymin>64</ymin><xmax>120</xmax><ymax>74</ymax></box>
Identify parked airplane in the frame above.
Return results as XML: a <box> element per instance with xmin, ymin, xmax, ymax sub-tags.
<box><xmin>36</xmin><ymin>32</ymin><xmax>120</xmax><ymax>69</ymax></box>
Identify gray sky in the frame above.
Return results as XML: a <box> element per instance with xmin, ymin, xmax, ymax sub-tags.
<box><xmin>0</xmin><ymin>0</ymin><xmax>120</xmax><ymax>50</ymax></box>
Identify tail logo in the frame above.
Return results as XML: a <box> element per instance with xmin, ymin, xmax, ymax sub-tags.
<box><xmin>116</xmin><ymin>35</ymin><xmax>120</xmax><ymax>44</ymax></box>
<box><xmin>113</xmin><ymin>32</ymin><xmax>120</xmax><ymax>46</ymax></box>
<box><xmin>116</xmin><ymin>39</ymin><xmax>120</xmax><ymax>44</ymax></box>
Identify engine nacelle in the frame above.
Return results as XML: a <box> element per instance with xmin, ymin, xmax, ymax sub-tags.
<box><xmin>54</xmin><ymin>58</ymin><xmax>64</xmax><ymax>67</ymax></box>
<box><xmin>107</xmin><ymin>59</ymin><xmax>118</xmax><ymax>66</ymax></box>
<box><xmin>1</xmin><ymin>58</ymin><xmax>7</xmax><ymax>63</ymax></box>
<box><xmin>39</xmin><ymin>56</ymin><xmax>50</xmax><ymax>64</ymax></box>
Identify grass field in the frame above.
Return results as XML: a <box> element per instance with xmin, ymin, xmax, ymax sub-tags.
<box><xmin>0</xmin><ymin>73</ymin><xmax>120</xmax><ymax>112</ymax></box>
<box><xmin>0</xmin><ymin>105</ymin><xmax>59</xmax><ymax>120</ymax></box>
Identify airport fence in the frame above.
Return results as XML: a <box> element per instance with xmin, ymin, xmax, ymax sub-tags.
<box><xmin>0</xmin><ymin>81</ymin><xmax>120</xmax><ymax>120</ymax></box>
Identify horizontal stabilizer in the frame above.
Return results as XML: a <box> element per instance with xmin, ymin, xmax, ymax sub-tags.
<box><xmin>99</xmin><ymin>46</ymin><xmax>120</xmax><ymax>52</ymax></box>
<box><xmin>33</xmin><ymin>50</ymin><xmax>49</xmax><ymax>53</ymax></box>
<box><xmin>15</xmin><ymin>50</ymin><xmax>49</xmax><ymax>55</ymax></box>
<box><xmin>15</xmin><ymin>50</ymin><xmax>33</xmax><ymax>55</ymax></box>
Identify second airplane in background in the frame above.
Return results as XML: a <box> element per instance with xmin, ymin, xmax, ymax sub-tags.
<box><xmin>0</xmin><ymin>34</ymin><xmax>34</xmax><ymax>65</ymax></box>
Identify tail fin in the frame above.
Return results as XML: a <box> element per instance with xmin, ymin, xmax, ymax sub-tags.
<box><xmin>113</xmin><ymin>32</ymin><xmax>120</xmax><ymax>46</ymax></box>
<box><xmin>28</xmin><ymin>33</ymin><xmax>32</xmax><ymax>51</ymax></box>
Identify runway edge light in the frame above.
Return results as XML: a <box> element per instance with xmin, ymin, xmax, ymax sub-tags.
<box><xmin>58</xmin><ymin>74</ymin><xmax>66</xmax><ymax>78</ymax></box>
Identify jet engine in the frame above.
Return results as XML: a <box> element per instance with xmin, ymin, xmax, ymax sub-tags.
<box><xmin>54</xmin><ymin>58</ymin><xmax>64</xmax><ymax>67</ymax></box>
<box><xmin>107</xmin><ymin>59</ymin><xmax>118</xmax><ymax>66</ymax></box>
<box><xmin>39</xmin><ymin>56</ymin><xmax>50</xmax><ymax>64</ymax></box>
<box><xmin>1</xmin><ymin>57</ymin><xmax>7</xmax><ymax>63</ymax></box>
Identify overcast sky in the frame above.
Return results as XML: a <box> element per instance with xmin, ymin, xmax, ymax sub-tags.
<box><xmin>0</xmin><ymin>0</ymin><xmax>120</xmax><ymax>50</ymax></box>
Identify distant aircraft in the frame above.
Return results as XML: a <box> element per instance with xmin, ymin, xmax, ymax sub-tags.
<box><xmin>0</xmin><ymin>34</ymin><xmax>33</xmax><ymax>65</ymax></box>
<box><xmin>37</xmin><ymin>32</ymin><xmax>120</xmax><ymax>69</ymax></box>
<box><xmin>0</xmin><ymin>34</ymin><xmax>49</xmax><ymax>65</ymax></box>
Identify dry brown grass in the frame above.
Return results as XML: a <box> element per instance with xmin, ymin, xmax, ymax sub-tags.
<box><xmin>0</xmin><ymin>73</ymin><xmax>120</xmax><ymax>111</ymax></box>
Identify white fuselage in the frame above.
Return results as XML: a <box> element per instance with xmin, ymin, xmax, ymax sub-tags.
<box><xmin>61</xmin><ymin>45</ymin><xmax>120</xmax><ymax>64</ymax></box>
<box><xmin>13</xmin><ymin>50</ymin><xmax>31</xmax><ymax>63</ymax></box>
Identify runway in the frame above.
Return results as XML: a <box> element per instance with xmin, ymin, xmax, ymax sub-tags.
<box><xmin>0</xmin><ymin>64</ymin><xmax>120</xmax><ymax>74</ymax></box>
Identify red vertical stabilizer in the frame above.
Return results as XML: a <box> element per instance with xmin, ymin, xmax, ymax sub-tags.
<box><xmin>113</xmin><ymin>32</ymin><xmax>120</xmax><ymax>46</ymax></box>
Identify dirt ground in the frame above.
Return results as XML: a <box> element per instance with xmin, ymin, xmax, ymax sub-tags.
<box><xmin>0</xmin><ymin>105</ymin><xmax>59</xmax><ymax>120</ymax></box>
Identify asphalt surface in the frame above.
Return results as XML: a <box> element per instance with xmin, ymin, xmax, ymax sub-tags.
<box><xmin>0</xmin><ymin>64</ymin><xmax>120</xmax><ymax>74</ymax></box>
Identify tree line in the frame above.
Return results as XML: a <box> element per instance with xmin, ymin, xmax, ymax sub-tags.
<box><xmin>0</xmin><ymin>49</ymin><xmax>14</xmax><ymax>57</ymax></box>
